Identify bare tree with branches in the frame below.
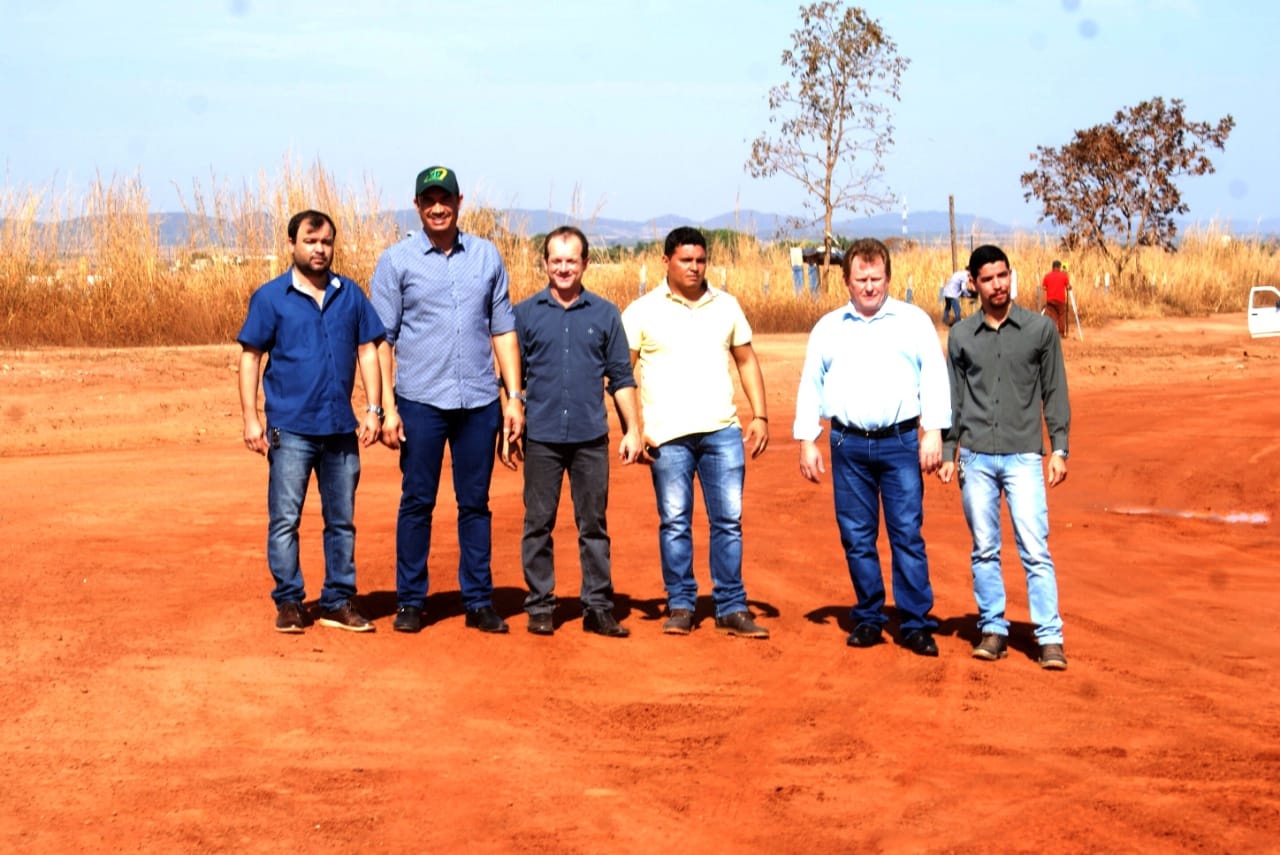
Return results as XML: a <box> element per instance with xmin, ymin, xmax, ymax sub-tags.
<box><xmin>745</xmin><ymin>1</ymin><xmax>908</xmax><ymax>280</ymax></box>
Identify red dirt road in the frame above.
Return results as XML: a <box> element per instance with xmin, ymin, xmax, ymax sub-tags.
<box><xmin>2</xmin><ymin>317</ymin><xmax>1277</xmax><ymax>852</ymax></box>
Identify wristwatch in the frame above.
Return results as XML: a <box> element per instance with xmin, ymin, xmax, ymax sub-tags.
<box><xmin>1052</xmin><ymin>449</ymin><xmax>1068</xmax><ymax>460</ymax></box>
<box><xmin>366</xmin><ymin>404</ymin><xmax>385</xmax><ymax>421</ymax></box>
<box><xmin>508</xmin><ymin>389</ymin><xmax>527</xmax><ymax>404</ymax></box>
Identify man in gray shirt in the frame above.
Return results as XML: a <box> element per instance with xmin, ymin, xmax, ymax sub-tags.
<box><xmin>939</xmin><ymin>244</ymin><xmax>1071</xmax><ymax>670</ymax></box>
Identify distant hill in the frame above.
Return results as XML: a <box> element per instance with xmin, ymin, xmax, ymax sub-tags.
<box><xmin>7</xmin><ymin>209</ymin><xmax>1277</xmax><ymax>251</ymax></box>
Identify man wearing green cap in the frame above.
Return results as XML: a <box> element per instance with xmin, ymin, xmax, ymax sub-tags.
<box><xmin>371</xmin><ymin>166</ymin><xmax>524</xmax><ymax>635</ymax></box>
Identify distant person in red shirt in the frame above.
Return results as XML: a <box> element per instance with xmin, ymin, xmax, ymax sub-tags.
<box><xmin>1041</xmin><ymin>260</ymin><xmax>1071</xmax><ymax>337</ymax></box>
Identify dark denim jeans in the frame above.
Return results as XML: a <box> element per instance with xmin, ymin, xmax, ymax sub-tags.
<box><xmin>394</xmin><ymin>396</ymin><xmax>500</xmax><ymax>611</ymax></box>
<box><xmin>521</xmin><ymin>436</ymin><xmax>613</xmax><ymax>614</ymax></box>
<box><xmin>830</xmin><ymin>427</ymin><xmax>936</xmax><ymax>633</ymax></box>
<box><xmin>266</xmin><ymin>429</ymin><xmax>361</xmax><ymax>611</ymax></box>
<box><xmin>648</xmin><ymin>425</ymin><xmax>748</xmax><ymax>617</ymax></box>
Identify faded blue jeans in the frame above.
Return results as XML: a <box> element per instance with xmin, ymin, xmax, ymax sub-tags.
<box><xmin>266</xmin><ymin>429</ymin><xmax>361</xmax><ymax>611</ymax></box>
<box><xmin>958</xmin><ymin>450</ymin><xmax>1063</xmax><ymax>644</ymax></box>
<box><xmin>648</xmin><ymin>425</ymin><xmax>748</xmax><ymax>617</ymax></box>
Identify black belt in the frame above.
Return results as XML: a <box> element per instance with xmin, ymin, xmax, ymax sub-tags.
<box><xmin>831</xmin><ymin>416</ymin><xmax>919</xmax><ymax>439</ymax></box>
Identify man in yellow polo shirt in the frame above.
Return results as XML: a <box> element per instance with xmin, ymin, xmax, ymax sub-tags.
<box><xmin>623</xmin><ymin>226</ymin><xmax>771</xmax><ymax>638</ymax></box>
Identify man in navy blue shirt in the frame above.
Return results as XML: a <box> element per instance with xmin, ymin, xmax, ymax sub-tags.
<box><xmin>371</xmin><ymin>166</ymin><xmax>524</xmax><ymax>634</ymax></box>
<box><xmin>514</xmin><ymin>226</ymin><xmax>642</xmax><ymax>638</ymax></box>
<box><xmin>237</xmin><ymin>209</ymin><xmax>385</xmax><ymax>634</ymax></box>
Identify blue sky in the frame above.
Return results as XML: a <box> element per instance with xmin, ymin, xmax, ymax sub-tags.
<box><xmin>2</xmin><ymin>0</ymin><xmax>1273</xmax><ymax>228</ymax></box>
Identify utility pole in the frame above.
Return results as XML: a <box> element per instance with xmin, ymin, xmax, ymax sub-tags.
<box><xmin>949</xmin><ymin>194</ymin><xmax>958</xmax><ymax>273</ymax></box>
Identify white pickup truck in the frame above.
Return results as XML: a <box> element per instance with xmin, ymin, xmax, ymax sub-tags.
<box><xmin>1248</xmin><ymin>286</ymin><xmax>1280</xmax><ymax>338</ymax></box>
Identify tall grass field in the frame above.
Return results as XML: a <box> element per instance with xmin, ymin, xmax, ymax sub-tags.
<box><xmin>3</xmin><ymin>164</ymin><xmax>1277</xmax><ymax>346</ymax></box>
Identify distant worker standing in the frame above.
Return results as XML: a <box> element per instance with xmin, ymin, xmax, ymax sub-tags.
<box><xmin>941</xmin><ymin>269</ymin><xmax>969</xmax><ymax>326</ymax></box>
<box><xmin>1041</xmin><ymin>260</ymin><xmax>1072</xmax><ymax>338</ymax></box>
<box><xmin>237</xmin><ymin>209</ymin><xmax>386</xmax><ymax>634</ymax></box>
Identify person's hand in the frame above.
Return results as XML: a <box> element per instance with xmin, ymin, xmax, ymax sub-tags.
<box><xmin>243</xmin><ymin>418</ymin><xmax>268</xmax><ymax>456</ymax></box>
<box><xmin>619</xmin><ymin>431</ymin><xmax>643</xmax><ymax>465</ymax></box>
<box><xmin>357</xmin><ymin>412</ymin><xmax>381</xmax><ymax>447</ymax></box>
<box><xmin>798</xmin><ymin>440</ymin><xmax>825</xmax><ymax>484</ymax></box>
<box><xmin>938</xmin><ymin>461</ymin><xmax>956</xmax><ymax>484</ymax></box>
<box><xmin>380</xmin><ymin>409</ymin><xmax>405</xmax><ymax>450</ymax></box>
<box><xmin>497</xmin><ymin>429</ymin><xmax>523</xmax><ymax>470</ymax></box>
<box><xmin>744</xmin><ymin>417</ymin><xmax>769</xmax><ymax>459</ymax></box>
<box><xmin>502</xmin><ymin>398</ymin><xmax>524</xmax><ymax>450</ymax></box>
<box><xmin>637</xmin><ymin>433</ymin><xmax>657</xmax><ymax>465</ymax></box>
<box><xmin>1047</xmin><ymin>453</ymin><xmax>1068</xmax><ymax>487</ymax></box>
<box><xmin>918</xmin><ymin>429</ymin><xmax>942</xmax><ymax>475</ymax></box>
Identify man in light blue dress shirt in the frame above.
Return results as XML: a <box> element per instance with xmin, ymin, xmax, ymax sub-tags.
<box><xmin>794</xmin><ymin>238</ymin><xmax>951</xmax><ymax>656</ymax></box>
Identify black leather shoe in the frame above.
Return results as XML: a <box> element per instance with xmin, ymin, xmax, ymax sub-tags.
<box><xmin>846</xmin><ymin>623</ymin><xmax>884</xmax><ymax>648</ymax></box>
<box><xmin>582</xmin><ymin>608</ymin><xmax>630</xmax><ymax>638</ymax></box>
<box><xmin>902</xmin><ymin>629</ymin><xmax>939</xmax><ymax>657</ymax></box>
<box><xmin>465</xmin><ymin>605</ymin><xmax>509</xmax><ymax>634</ymax></box>
<box><xmin>393</xmin><ymin>605</ymin><xmax>423</xmax><ymax>634</ymax></box>
<box><xmin>527</xmin><ymin>612</ymin><xmax>554</xmax><ymax>636</ymax></box>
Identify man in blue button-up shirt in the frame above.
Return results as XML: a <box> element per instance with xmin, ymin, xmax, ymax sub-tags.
<box><xmin>238</xmin><ymin>209</ymin><xmax>385</xmax><ymax>635</ymax></box>
<box><xmin>371</xmin><ymin>166</ymin><xmax>524</xmax><ymax>635</ymax></box>
<box><xmin>514</xmin><ymin>226</ymin><xmax>642</xmax><ymax>638</ymax></box>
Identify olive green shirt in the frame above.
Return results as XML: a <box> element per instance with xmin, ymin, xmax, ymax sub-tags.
<box><xmin>943</xmin><ymin>303</ymin><xmax>1070</xmax><ymax>458</ymax></box>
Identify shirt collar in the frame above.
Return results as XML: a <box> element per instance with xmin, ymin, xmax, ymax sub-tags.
<box><xmin>839</xmin><ymin>296</ymin><xmax>899</xmax><ymax>323</ymax></box>
<box><xmin>290</xmin><ymin>267</ymin><xmax>339</xmax><ymax>292</ymax></box>
<box><xmin>536</xmin><ymin>286</ymin><xmax>591</xmax><ymax>308</ymax></box>
<box><xmin>658</xmin><ymin>278</ymin><xmax>715</xmax><ymax>307</ymax></box>
<box><xmin>976</xmin><ymin>303</ymin><xmax>1027</xmax><ymax>333</ymax></box>
<box><xmin>419</xmin><ymin>229</ymin><xmax>469</xmax><ymax>256</ymax></box>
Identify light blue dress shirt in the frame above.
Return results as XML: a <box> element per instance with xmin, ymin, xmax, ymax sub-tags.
<box><xmin>792</xmin><ymin>297</ymin><xmax>951</xmax><ymax>442</ymax></box>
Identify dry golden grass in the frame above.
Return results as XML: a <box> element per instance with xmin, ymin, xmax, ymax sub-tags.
<box><xmin>2</xmin><ymin>166</ymin><xmax>1277</xmax><ymax>346</ymax></box>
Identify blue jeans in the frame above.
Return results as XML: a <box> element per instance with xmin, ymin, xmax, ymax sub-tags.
<box><xmin>522</xmin><ymin>436</ymin><xmax>613</xmax><ymax>613</ymax></box>
<box><xmin>942</xmin><ymin>297</ymin><xmax>961</xmax><ymax>326</ymax></box>
<box><xmin>648</xmin><ymin>425</ymin><xmax>748</xmax><ymax>616</ymax></box>
<box><xmin>958</xmin><ymin>450</ymin><xmax>1063</xmax><ymax>643</ymax></box>
<box><xmin>791</xmin><ymin>265</ymin><xmax>805</xmax><ymax>296</ymax></box>
<box><xmin>266</xmin><ymin>429</ymin><xmax>361</xmax><ymax>611</ymax></box>
<box><xmin>395</xmin><ymin>396</ymin><xmax>500</xmax><ymax>611</ymax></box>
<box><xmin>830</xmin><ymin>427</ymin><xmax>935</xmax><ymax>632</ymax></box>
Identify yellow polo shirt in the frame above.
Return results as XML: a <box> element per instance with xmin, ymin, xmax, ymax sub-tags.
<box><xmin>622</xmin><ymin>280</ymin><xmax>753</xmax><ymax>446</ymax></box>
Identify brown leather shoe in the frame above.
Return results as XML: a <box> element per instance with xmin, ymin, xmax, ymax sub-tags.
<box><xmin>972</xmin><ymin>633</ymin><xmax>1008</xmax><ymax>661</ymax></box>
<box><xmin>275</xmin><ymin>601</ymin><xmax>306</xmax><ymax>634</ymax></box>
<box><xmin>1039</xmin><ymin>643</ymin><xmax>1068</xmax><ymax>670</ymax></box>
<box><xmin>317</xmin><ymin>602</ymin><xmax>374</xmax><ymax>632</ymax></box>
<box><xmin>662</xmin><ymin>608</ymin><xmax>694</xmax><ymax>635</ymax></box>
<box><xmin>714</xmin><ymin>610</ymin><xmax>770</xmax><ymax>639</ymax></box>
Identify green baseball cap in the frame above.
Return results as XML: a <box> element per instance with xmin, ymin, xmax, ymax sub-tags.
<box><xmin>415</xmin><ymin>166</ymin><xmax>459</xmax><ymax>198</ymax></box>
